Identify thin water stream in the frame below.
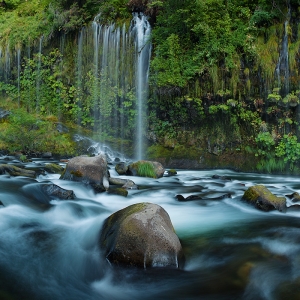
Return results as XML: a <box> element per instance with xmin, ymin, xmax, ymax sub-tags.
<box><xmin>0</xmin><ymin>157</ymin><xmax>300</xmax><ymax>299</ymax></box>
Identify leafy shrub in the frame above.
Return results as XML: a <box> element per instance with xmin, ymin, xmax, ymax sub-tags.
<box><xmin>275</xmin><ymin>134</ymin><xmax>300</xmax><ymax>169</ymax></box>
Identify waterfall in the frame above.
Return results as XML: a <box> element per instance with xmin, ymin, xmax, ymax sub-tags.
<box><xmin>77</xmin><ymin>28</ymin><xmax>84</xmax><ymax>126</ymax></box>
<box><xmin>131</xmin><ymin>13</ymin><xmax>152</xmax><ymax>160</ymax></box>
<box><xmin>5</xmin><ymin>44</ymin><xmax>10</xmax><ymax>83</ymax></box>
<box><xmin>275</xmin><ymin>9</ymin><xmax>290</xmax><ymax>95</ymax></box>
<box><xmin>0</xmin><ymin>13</ymin><xmax>152</xmax><ymax>159</ymax></box>
<box><xmin>16</xmin><ymin>47</ymin><xmax>21</xmax><ymax>107</ymax></box>
<box><xmin>36</xmin><ymin>36</ymin><xmax>43</xmax><ymax>111</ymax></box>
<box><xmin>88</xmin><ymin>13</ymin><xmax>151</xmax><ymax>158</ymax></box>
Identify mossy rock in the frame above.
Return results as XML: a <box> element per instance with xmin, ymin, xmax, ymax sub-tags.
<box><xmin>242</xmin><ymin>185</ymin><xmax>286</xmax><ymax>212</ymax></box>
<box><xmin>107</xmin><ymin>187</ymin><xmax>128</xmax><ymax>197</ymax></box>
<box><xmin>0</xmin><ymin>164</ymin><xmax>36</xmax><ymax>178</ymax></box>
<box><xmin>44</xmin><ymin>163</ymin><xmax>65</xmax><ymax>175</ymax></box>
<box><xmin>99</xmin><ymin>202</ymin><xmax>184</xmax><ymax>269</ymax></box>
<box><xmin>128</xmin><ymin>160</ymin><xmax>165</xmax><ymax>178</ymax></box>
<box><xmin>167</xmin><ymin>169</ymin><xmax>177</xmax><ymax>176</ymax></box>
<box><xmin>115</xmin><ymin>162</ymin><xmax>128</xmax><ymax>175</ymax></box>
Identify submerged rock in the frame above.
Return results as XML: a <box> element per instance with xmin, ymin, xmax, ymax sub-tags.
<box><xmin>242</xmin><ymin>185</ymin><xmax>286</xmax><ymax>212</ymax></box>
<box><xmin>43</xmin><ymin>163</ymin><xmax>65</xmax><ymax>174</ymax></box>
<box><xmin>286</xmin><ymin>192</ymin><xmax>300</xmax><ymax>203</ymax></box>
<box><xmin>176</xmin><ymin>194</ymin><xmax>202</xmax><ymax>201</ymax></box>
<box><xmin>41</xmin><ymin>184</ymin><xmax>76</xmax><ymax>200</ymax></box>
<box><xmin>107</xmin><ymin>187</ymin><xmax>128</xmax><ymax>197</ymax></box>
<box><xmin>212</xmin><ymin>174</ymin><xmax>231</xmax><ymax>181</ymax></box>
<box><xmin>108</xmin><ymin>177</ymin><xmax>137</xmax><ymax>190</ymax></box>
<box><xmin>60</xmin><ymin>155</ymin><xmax>109</xmax><ymax>192</ymax></box>
<box><xmin>99</xmin><ymin>202</ymin><xmax>184</xmax><ymax>269</ymax></box>
<box><xmin>167</xmin><ymin>169</ymin><xmax>177</xmax><ymax>176</ymax></box>
<box><xmin>0</xmin><ymin>164</ymin><xmax>36</xmax><ymax>178</ymax></box>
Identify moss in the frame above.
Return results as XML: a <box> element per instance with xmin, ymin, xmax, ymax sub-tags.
<box><xmin>70</xmin><ymin>170</ymin><xmax>83</xmax><ymax>177</ymax></box>
<box><xmin>44</xmin><ymin>163</ymin><xmax>64</xmax><ymax>174</ymax></box>
<box><xmin>107</xmin><ymin>187</ymin><xmax>128</xmax><ymax>197</ymax></box>
<box><xmin>243</xmin><ymin>185</ymin><xmax>286</xmax><ymax>212</ymax></box>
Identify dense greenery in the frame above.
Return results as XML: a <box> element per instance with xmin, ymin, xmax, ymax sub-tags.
<box><xmin>1</xmin><ymin>0</ymin><xmax>300</xmax><ymax>172</ymax></box>
<box><xmin>0</xmin><ymin>107</ymin><xmax>76</xmax><ymax>155</ymax></box>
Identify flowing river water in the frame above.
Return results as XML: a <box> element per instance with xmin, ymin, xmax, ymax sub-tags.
<box><xmin>0</xmin><ymin>156</ymin><xmax>300</xmax><ymax>300</ymax></box>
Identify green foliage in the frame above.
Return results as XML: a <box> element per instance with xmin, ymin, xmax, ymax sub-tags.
<box><xmin>275</xmin><ymin>134</ymin><xmax>300</xmax><ymax>168</ymax></box>
<box><xmin>209</xmin><ymin>104</ymin><xmax>229</xmax><ymax>115</ymax></box>
<box><xmin>255</xmin><ymin>132</ymin><xmax>275</xmax><ymax>157</ymax></box>
<box><xmin>282</xmin><ymin>92</ymin><xmax>299</xmax><ymax>107</ymax></box>
<box><xmin>0</xmin><ymin>108</ymin><xmax>75</xmax><ymax>155</ymax></box>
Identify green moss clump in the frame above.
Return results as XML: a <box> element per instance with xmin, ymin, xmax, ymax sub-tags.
<box><xmin>136</xmin><ymin>162</ymin><xmax>156</xmax><ymax>178</ymax></box>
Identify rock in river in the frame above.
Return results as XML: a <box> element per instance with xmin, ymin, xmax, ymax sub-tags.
<box><xmin>242</xmin><ymin>185</ymin><xmax>286</xmax><ymax>212</ymax></box>
<box><xmin>99</xmin><ymin>202</ymin><xmax>184</xmax><ymax>269</ymax></box>
<box><xmin>60</xmin><ymin>155</ymin><xmax>109</xmax><ymax>192</ymax></box>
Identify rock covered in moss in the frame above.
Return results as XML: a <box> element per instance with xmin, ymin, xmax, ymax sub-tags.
<box><xmin>167</xmin><ymin>169</ymin><xmax>177</xmax><ymax>176</ymax></box>
<box><xmin>44</xmin><ymin>163</ymin><xmax>65</xmax><ymax>174</ymax></box>
<box><xmin>60</xmin><ymin>155</ymin><xmax>109</xmax><ymax>192</ymax></box>
<box><xmin>0</xmin><ymin>164</ymin><xmax>36</xmax><ymax>178</ymax></box>
<box><xmin>127</xmin><ymin>160</ymin><xmax>165</xmax><ymax>178</ymax></box>
<box><xmin>107</xmin><ymin>187</ymin><xmax>128</xmax><ymax>197</ymax></box>
<box><xmin>115</xmin><ymin>162</ymin><xmax>128</xmax><ymax>175</ymax></box>
<box><xmin>242</xmin><ymin>185</ymin><xmax>286</xmax><ymax>212</ymax></box>
<box><xmin>99</xmin><ymin>202</ymin><xmax>184</xmax><ymax>269</ymax></box>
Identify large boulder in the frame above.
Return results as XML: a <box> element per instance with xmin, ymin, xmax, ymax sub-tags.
<box><xmin>242</xmin><ymin>185</ymin><xmax>286</xmax><ymax>212</ymax></box>
<box><xmin>60</xmin><ymin>155</ymin><xmax>109</xmax><ymax>192</ymax></box>
<box><xmin>99</xmin><ymin>202</ymin><xmax>184</xmax><ymax>269</ymax></box>
<box><xmin>127</xmin><ymin>160</ymin><xmax>165</xmax><ymax>178</ymax></box>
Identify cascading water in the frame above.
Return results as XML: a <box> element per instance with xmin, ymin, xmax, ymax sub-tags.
<box><xmin>16</xmin><ymin>47</ymin><xmax>21</xmax><ymax>106</ymax></box>
<box><xmin>131</xmin><ymin>13</ymin><xmax>151</xmax><ymax>160</ymax></box>
<box><xmin>5</xmin><ymin>44</ymin><xmax>10</xmax><ymax>83</ymax></box>
<box><xmin>0</xmin><ymin>13</ymin><xmax>151</xmax><ymax>159</ymax></box>
<box><xmin>275</xmin><ymin>9</ymin><xmax>290</xmax><ymax>95</ymax></box>
<box><xmin>87</xmin><ymin>13</ymin><xmax>151</xmax><ymax>158</ymax></box>
<box><xmin>36</xmin><ymin>36</ymin><xmax>43</xmax><ymax>110</ymax></box>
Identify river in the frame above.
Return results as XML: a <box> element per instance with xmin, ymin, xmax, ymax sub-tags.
<box><xmin>0</xmin><ymin>156</ymin><xmax>299</xmax><ymax>300</ymax></box>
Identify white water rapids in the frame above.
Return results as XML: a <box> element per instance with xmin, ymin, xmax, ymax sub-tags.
<box><xmin>0</xmin><ymin>158</ymin><xmax>300</xmax><ymax>299</ymax></box>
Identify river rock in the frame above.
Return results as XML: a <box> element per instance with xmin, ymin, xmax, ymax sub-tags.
<box><xmin>108</xmin><ymin>177</ymin><xmax>137</xmax><ymax>189</ymax></box>
<box><xmin>44</xmin><ymin>163</ymin><xmax>65</xmax><ymax>174</ymax></box>
<box><xmin>127</xmin><ymin>160</ymin><xmax>165</xmax><ymax>178</ymax></box>
<box><xmin>60</xmin><ymin>155</ymin><xmax>109</xmax><ymax>192</ymax></box>
<box><xmin>99</xmin><ymin>202</ymin><xmax>184</xmax><ymax>269</ymax></box>
<box><xmin>0</xmin><ymin>164</ymin><xmax>36</xmax><ymax>178</ymax></box>
<box><xmin>286</xmin><ymin>192</ymin><xmax>300</xmax><ymax>203</ymax></box>
<box><xmin>41</xmin><ymin>184</ymin><xmax>76</xmax><ymax>200</ymax></box>
<box><xmin>242</xmin><ymin>185</ymin><xmax>286</xmax><ymax>212</ymax></box>
<box><xmin>115</xmin><ymin>162</ymin><xmax>128</xmax><ymax>175</ymax></box>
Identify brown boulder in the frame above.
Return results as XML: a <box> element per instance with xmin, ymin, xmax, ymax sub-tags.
<box><xmin>99</xmin><ymin>202</ymin><xmax>184</xmax><ymax>269</ymax></box>
<box><xmin>60</xmin><ymin>155</ymin><xmax>109</xmax><ymax>192</ymax></box>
